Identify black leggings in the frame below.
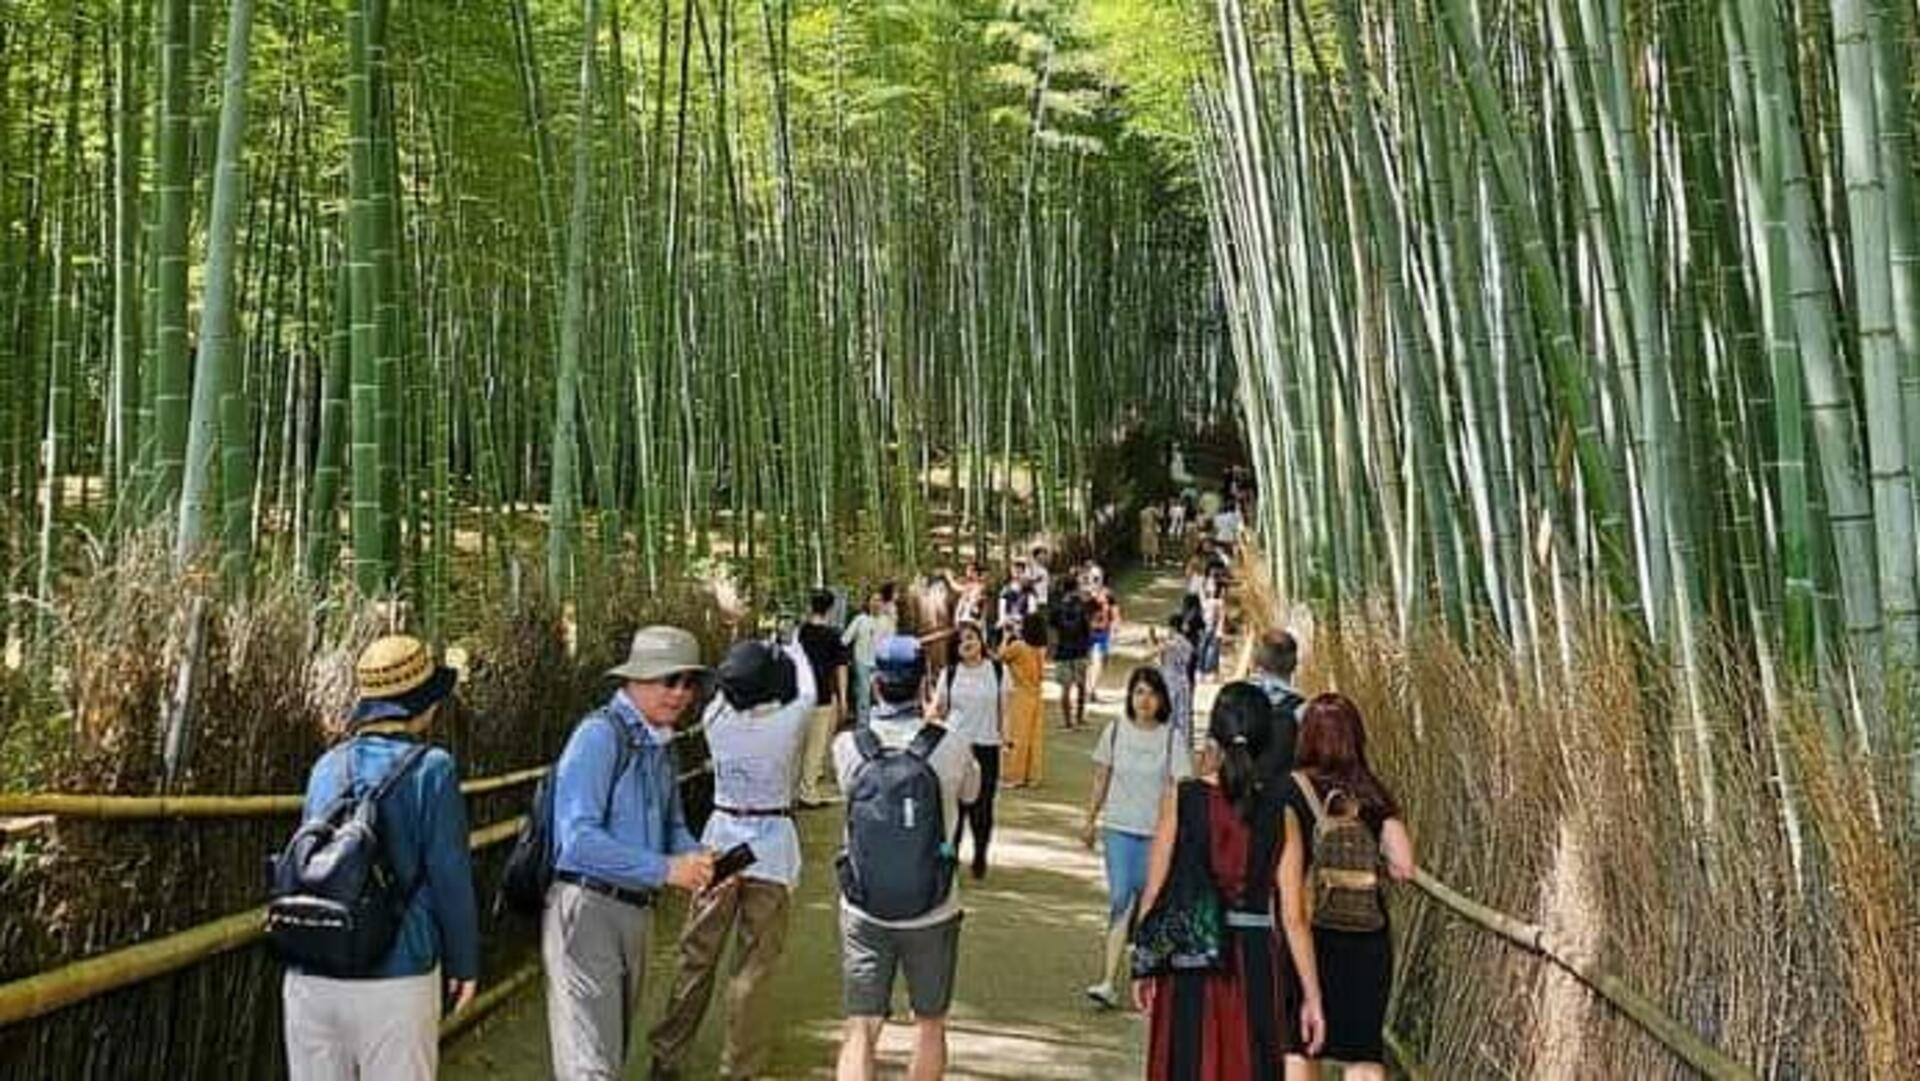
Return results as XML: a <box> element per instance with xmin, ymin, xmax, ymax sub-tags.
<box><xmin>955</xmin><ymin>744</ymin><xmax>1000</xmax><ymax>870</ymax></box>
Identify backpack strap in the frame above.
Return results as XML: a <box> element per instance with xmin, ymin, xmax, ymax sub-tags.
<box><xmin>852</xmin><ymin>726</ymin><xmax>884</xmax><ymax>762</ymax></box>
<box><xmin>348</xmin><ymin>740</ymin><xmax>434</xmax><ymax>903</ymax></box>
<box><xmin>906</xmin><ymin>724</ymin><xmax>946</xmax><ymax>761</ymax></box>
<box><xmin>595</xmin><ymin>711</ymin><xmax>640</xmax><ymax>825</ymax></box>
<box><xmin>370</xmin><ymin>743</ymin><xmax>432</xmax><ymax>803</ymax></box>
<box><xmin>339</xmin><ymin>732</ymin><xmax>428</xmax><ymax>803</ymax></box>
<box><xmin>1291</xmin><ymin>770</ymin><xmax>1327</xmax><ymax>825</ymax></box>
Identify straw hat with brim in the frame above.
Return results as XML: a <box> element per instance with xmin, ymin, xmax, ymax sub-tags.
<box><xmin>351</xmin><ymin>635</ymin><xmax>459</xmax><ymax>723</ymax></box>
<box><xmin>607</xmin><ymin>625</ymin><xmax>709</xmax><ymax>684</ymax></box>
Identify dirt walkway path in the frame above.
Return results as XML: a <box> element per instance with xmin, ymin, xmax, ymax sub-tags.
<box><xmin>446</xmin><ymin>565</ymin><xmax>1219</xmax><ymax>1079</ymax></box>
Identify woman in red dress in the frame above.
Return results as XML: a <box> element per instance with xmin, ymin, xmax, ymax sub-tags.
<box><xmin>1133</xmin><ymin>683</ymin><xmax>1324</xmax><ymax>1081</ymax></box>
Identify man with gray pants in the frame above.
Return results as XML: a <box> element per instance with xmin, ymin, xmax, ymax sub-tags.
<box><xmin>545</xmin><ymin>626</ymin><xmax>717</xmax><ymax>1080</ymax></box>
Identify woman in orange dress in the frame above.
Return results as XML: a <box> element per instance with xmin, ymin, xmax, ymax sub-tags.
<box><xmin>999</xmin><ymin>612</ymin><xmax>1050</xmax><ymax>787</ymax></box>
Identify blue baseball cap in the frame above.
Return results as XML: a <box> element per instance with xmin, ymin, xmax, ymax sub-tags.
<box><xmin>874</xmin><ymin>634</ymin><xmax>923</xmax><ymax>676</ymax></box>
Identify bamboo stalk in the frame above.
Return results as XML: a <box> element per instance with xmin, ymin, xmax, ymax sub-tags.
<box><xmin>1408</xmin><ymin>869</ymin><xmax>1755</xmax><ymax>1081</ymax></box>
<box><xmin>0</xmin><ymin>816</ymin><xmax>525</xmax><ymax>1026</ymax></box>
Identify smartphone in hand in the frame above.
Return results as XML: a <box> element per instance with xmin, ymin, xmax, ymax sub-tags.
<box><xmin>706</xmin><ymin>843</ymin><xmax>757</xmax><ymax>892</ymax></box>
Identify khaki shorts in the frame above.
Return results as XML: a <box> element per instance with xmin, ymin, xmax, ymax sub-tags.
<box><xmin>1054</xmin><ymin>655</ymin><xmax>1090</xmax><ymax>686</ymax></box>
<box><xmin>840</xmin><ymin>908</ymin><xmax>963</xmax><ymax>1019</ymax></box>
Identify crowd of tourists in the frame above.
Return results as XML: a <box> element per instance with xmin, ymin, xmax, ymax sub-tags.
<box><xmin>266</xmin><ymin>464</ymin><xmax>1415</xmax><ymax>1081</ymax></box>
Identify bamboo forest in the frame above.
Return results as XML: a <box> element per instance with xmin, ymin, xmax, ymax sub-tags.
<box><xmin>1</xmin><ymin>0</ymin><xmax>1916</xmax><ymax>1077</ymax></box>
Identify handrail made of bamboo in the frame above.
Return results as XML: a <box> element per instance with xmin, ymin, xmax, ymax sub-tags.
<box><xmin>0</xmin><ymin>816</ymin><xmax>525</xmax><ymax>1028</ymax></box>
<box><xmin>0</xmin><ymin>754</ymin><xmax>724</xmax><ymax>1027</ymax></box>
<box><xmin>0</xmin><ymin>723</ymin><xmax>715</xmax><ymax>821</ymax></box>
<box><xmin>0</xmin><ymin>757</ymin><xmax>709</xmax><ymax>820</ymax></box>
<box><xmin>1409</xmin><ymin>869</ymin><xmax>1755</xmax><ymax>1081</ymax></box>
<box><xmin>0</xmin><ymin>768</ymin><xmax>545</xmax><ymax>820</ymax></box>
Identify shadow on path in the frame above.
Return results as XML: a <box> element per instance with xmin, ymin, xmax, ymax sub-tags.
<box><xmin>444</xmin><ymin>566</ymin><xmax>1215</xmax><ymax>1079</ymax></box>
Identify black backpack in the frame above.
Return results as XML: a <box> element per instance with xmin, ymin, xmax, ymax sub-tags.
<box><xmin>836</xmin><ymin>725</ymin><xmax>954</xmax><ymax>920</ymax></box>
<box><xmin>1055</xmin><ymin>597</ymin><xmax>1091</xmax><ymax>645</ymax></box>
<box><xmin>266</xmin><ymin>741</ymin><xmax>430</xmax><ymax>977</ymax></box>
<box><xmin>495</xmin><ymin>713</ymin><xmax>637</xmax><ymax>918</ymax></box>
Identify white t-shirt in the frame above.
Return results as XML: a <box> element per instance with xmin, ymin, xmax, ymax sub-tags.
<box><xmin>1027</xmin><ymin>565</ymin><xmax>1051</xmax><ymax>606</ymax></box>
<box><xmin>1213</xmin><ymin>509</ymin><xmax>1242</xmax><ymax>544</ymax></box>
<box><xmin>940</xmin><ymin>661</ymin><xmax>1005</xmax><ymax>746</ymax></box>
<box><xmin>1092</xmin><ymin>718</ymin><xmax>1192</xmax><ymax>836</ymax></box>
<box><xmin>833</xmin><ymin>712</ymin><xmax>981</xmax><ymax>929</ymax></box>
<box><xmin>842</xmin><ymin>612</ymin><xmax>895</xmax><ymax>667</ymax></box>
<box><xmin>700</xmin><ymin>641</ymin><xmax>816</xmax><ymax>887</ymax></box>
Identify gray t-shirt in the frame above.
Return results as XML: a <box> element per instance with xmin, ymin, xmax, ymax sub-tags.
<box><xmin>1092</xmin><ymin>718</ymin><xmax>1192</xmax><ymax>836</ymax></box>
<box><xmin>833</xmin><ymin>711</ymin><xmax>981</xmax><ymax>928</ymax></box>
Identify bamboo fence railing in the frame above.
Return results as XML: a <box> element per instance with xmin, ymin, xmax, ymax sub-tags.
<box><xmin>2</xmin><ymin>765</ymin><xmax>1751</xmax><ymax>1075</ymax></box>
<box><xmin>0</xmin><ymin>766</ymin><xmax>547</xmax><ymax>819</ymax></box>
<box><xmin>0</xmin><ymin>729</ymin><xmax>709</xmax><ymax>819</ymax></box>
<box><xmin>0</xmin><ymin>757</ymin><xmax>714</xmax><ymax>1029</ymax></box>
<box><xmin>1405</xmin><ymin>870</ymin><xmax>1756</xmax><ymax>1081</ymax></box>
<box><xmin>0</xmin><ymin>816</ymin><xmax>525</xmax><ymax>1027</ymax></box>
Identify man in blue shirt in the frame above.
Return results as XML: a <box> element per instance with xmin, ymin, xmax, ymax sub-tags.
<box><xmin>545</xmin><ymin>625</ymin><xmax>716</xmax><ymax>1080</ymax></box>
<box><xmin>1248</xmin><ymin>628</ymin><xmax>1305</xmax><ymax>787</ymax></box>
<box><xmin>282</xmin><ymin>635</ymin><xmax>478</xmax><ymax>1081</ymax></box>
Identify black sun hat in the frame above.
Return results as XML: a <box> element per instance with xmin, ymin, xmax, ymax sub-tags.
<box><xmin>716</xmin><ymin>640</ymin><xmax>798</xmax><ymax>712</ymax></box>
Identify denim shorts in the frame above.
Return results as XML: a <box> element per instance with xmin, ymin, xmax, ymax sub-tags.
<box><xmin>1101</xmin><ymin>828</ymin><xmax>1153</xmax><ymax>923</ymax></box>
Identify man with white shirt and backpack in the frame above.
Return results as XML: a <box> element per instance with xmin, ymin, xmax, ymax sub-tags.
<box><xmin>833</xmin><ymin>635</ymin><xmax>981</xmax><ymax>1081</ymax></box>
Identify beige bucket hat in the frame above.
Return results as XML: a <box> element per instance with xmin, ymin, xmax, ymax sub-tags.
<box><xmin>607</xmin><ymin>625</ymin><xmax>709</xmax><ymax>683</ymax></box>
<box><xmin>351</xmin><ymin>635</ymin><xmax>458</xmax><ymax>722</ymax></box>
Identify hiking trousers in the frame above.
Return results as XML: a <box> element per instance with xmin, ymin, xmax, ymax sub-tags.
<box><xmin>543</xmin><ymin>880</ymin><xmax>656</xmax><ymax>1080</ymax></box>
<box><xmin>649</xmin><ymin>878</ymin><xmax>793</xmax><ymax>1077</ymax></box>
<box><xmin>282</xmin><ymin>968</ymin><xmax>439</xmax><ymax>1081</ymax></box>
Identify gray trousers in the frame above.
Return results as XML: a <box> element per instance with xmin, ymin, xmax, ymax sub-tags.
<box><xmin>543</xmin><ymin>880</ymin><xmax>656</xmax><ymax>1081</ymax></box>
<box><xmin>283</xmin><ymin>968</ymin><xmax>439</xmax><ymax>1081</ymax></box>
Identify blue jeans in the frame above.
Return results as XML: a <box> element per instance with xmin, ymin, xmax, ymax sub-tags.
<box><xmin>1197</xmin><ymin>631</ymin><xmax>1221</xmax><ymax>675</ymax></box>
<box><xmin>1101</xmin><ymin>829</ymin><xmax>1153</xmax><ymax>924</ymax></box>
<box><xmin>851</xmin><ymin>661</ymin><xmax>873</xmax><ymax>723</ymax></box>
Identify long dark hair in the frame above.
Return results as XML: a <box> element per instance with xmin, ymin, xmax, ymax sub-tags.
<box><xmin>1175</xmin><ymin>594</ymin><xmax>1204</xmax><ymax>641</ymax></box>
<box><xmin>1207</xmin><ymin>682</ymin><xmax>1273</xmax><ymax>825</ymax></box>
<box><xmin>1124</xmin><ymin>666</ymin><xmax>1171</xmax><ymax>725</ymax></box>
<box><xmin>954</xmin><ymin>620</ymin><xmax>987</xmax><ymax>657</ymax></box>
<box><xmin>1020</xmin><ymin>611</ymin><xmax>1049</xmax><ymax>647</ymax></box>
<box><xmin>1296</xmin><ymin>693</ymin><xmax>1400</xmax><ymax>821</ymax></box>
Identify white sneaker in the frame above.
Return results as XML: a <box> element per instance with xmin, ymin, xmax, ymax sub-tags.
<box><xmin>1085</xmin><ymin>982</ymin><xmax>1117</xmax><ymax>1009</ymax></box>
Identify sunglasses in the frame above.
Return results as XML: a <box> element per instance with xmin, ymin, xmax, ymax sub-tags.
<box><xmin>655</xmin><ymin>671</ymin><xmax>705</xmax><ymax>691</ymax></box>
